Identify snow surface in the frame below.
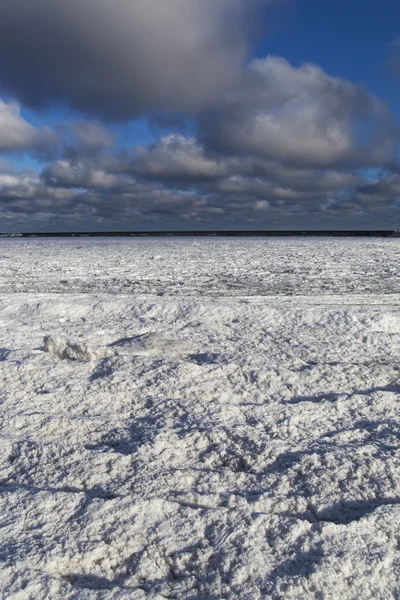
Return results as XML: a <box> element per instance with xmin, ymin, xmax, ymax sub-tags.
<box><xmin>1</xmin><ymin>237</ymin><xmax>400</xmax><ymax>599</ymax></box>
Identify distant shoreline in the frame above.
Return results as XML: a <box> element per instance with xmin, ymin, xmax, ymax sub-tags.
<box><xmin>1</xmin><ymin>231</ymin><xmax>399</xmax><ymax>238</ymax></box>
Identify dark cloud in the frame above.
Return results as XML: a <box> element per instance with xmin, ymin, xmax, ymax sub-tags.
<box><xmin>122</xmin><ymin>134</ymin><xmax>362</xmax><ymax>194</ymax></box>
<box><xmin>0</xmin><ymin>0</ymin><xmax>267</xmax><ymax>120</ymax></box>
<box><xmin>354</xmin><ymin>173</ymin><xmax>400</xmax><ymax>208</ymax></box>
<box><xmin>63</xmin><ymin>121</ymin><xmax>117</xmax><ymax>157</ymax></box>
<box><xmin>41</xmin><ymin>160</ymin><xmax>122</xmax><ymax>191</ymax></box>
<box><xmin>1</xmin><ymin>130</ymin><xmax>400</xmax><ymax>231</ymax></box>
<box><xmin>199</xmin><ymin>56</ymin><xmax>396</xmax><ymax>169</ymax></box>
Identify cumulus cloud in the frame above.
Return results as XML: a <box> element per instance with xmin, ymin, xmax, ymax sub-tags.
<box><xmin>0</xmin><ymin>100</ymin><xmax>57</xmax><ymax>155</ymax></box>
<box><xmin>0</xmin><ymin>132</ymin><xmax>396</xmax><ymax>232</ymax></box>
<box><xmin>200</xmin><ymin>56</ymin><xmax>396</xmax><ymax>169</ymax></box>
<box><xmin>41</xmin><ymin>160</ymin><xmax>122</xmax><ymax>190</ymax></box>
<box><xmin>0</xmin><ymin>0</ymin><xmax>268</xmax><ymax>119</ymax></box>
<box><xmin>0</xmin><ymin>170</ymin><xmax>39</xmax><ymax>198</ymax></box>
<box><xmin>0</xmin><ymin>160</ymin><xmax>223</xmax><ymax>230</ymax></box>
<box><xmin>0</xmin><ymin>164</ymin><xmax>73</xmax><ymax>201</ymax></box>
<box><xmin>113</xmin><ymin>132</ymin><xmax>362</xmax><ymax>197</ymax></box>
<box><xmin>121</xmin><ymin>134</ymin><xmax>234</xmax><ymax>181</ymax></box>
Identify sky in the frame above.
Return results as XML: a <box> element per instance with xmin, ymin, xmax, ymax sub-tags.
<box><xmin>1</xmin><ymin>0</ymin><xmax>400</xmax><ymax>232</ymax></box>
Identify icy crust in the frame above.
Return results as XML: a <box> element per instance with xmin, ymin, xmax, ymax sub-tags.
<box><xmin>1</xmin><ymin>293</ymin><xmax>400</xmax><ymax>598</ymax></box>
<box><xmin>1</xmin><ymin>237</ymin><xmax>400</xmax><ymax>296</ymax></box>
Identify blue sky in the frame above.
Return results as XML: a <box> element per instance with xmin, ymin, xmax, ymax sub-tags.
<box><xmin>0</xmin><ymin>0</ymin><xmax>400</xmax><ymax>231</ymax></box>
<box><xmin>261</xmin><ymin>0</ymin><xmax>400</xmax><ymax>104</ymax></box>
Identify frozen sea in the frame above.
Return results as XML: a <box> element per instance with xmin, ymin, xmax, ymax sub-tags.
<box><xmin>1</xmin><ymin>237</ymin><xmax>400</xmax><ymax>599</ymax></box>
<box><xmin>2</xmin><ymin>236</ymin><xmax>400</xmax><ymax>296</ymax></box>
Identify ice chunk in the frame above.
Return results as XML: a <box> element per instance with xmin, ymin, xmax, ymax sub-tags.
<box><xmin>43</xmin><ymin>335</ymin><xmax>112</xmax><ymax>362</ymax></box>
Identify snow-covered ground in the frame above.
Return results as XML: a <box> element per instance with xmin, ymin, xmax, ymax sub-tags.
<box><xmin>1</xmin><ymin>237</ymin><xmax>400</xmax><ymax>599</ymax></box>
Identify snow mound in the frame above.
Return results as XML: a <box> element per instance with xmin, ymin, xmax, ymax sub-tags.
<box><xmin>43</xmin><ymin>335</ymin><xmax>112</xmax><ymax>362</ymax></box>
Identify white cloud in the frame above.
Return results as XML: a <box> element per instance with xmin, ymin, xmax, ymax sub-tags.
<box><xmin>42</xmin><ymin>160</ymin><xmax>120</xmax><ymax>190</ymax></box>
<box><xmin>130</xmin><ymin>135</ymin><xmax>231</xmax><ymax>180</ymax></box>
<box><xmin>0</xmin><ymin>100</ymin><xmax>57</xmax><ymax>154</ymax></box>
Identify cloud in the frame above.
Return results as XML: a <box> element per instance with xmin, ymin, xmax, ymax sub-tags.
<box><xmin>216</xmin><ymin>175</ymin><xmax>319</xmax><ymax>201</ymax></box>
<box><xmin>0</xmin><ymin>134</ymin><xmax>397</xmax><ymax>232</ymax></box>
<box><xmin>66</xmin><ymin>122</ymin><xmax>117</xmax><ymax>155</ymax></box>
<box><xmin>0</xmin><ymin>163</ymin><xmax>74</xmax><ymax>201</ymax></box>
<box><xmin>114</xmin><ymin>133</ymin><xmax>360</xmax><ymax>195</ymax></box>
<box><xmin>41</xmin><ymin>159</ymin><xmax>122</xmax><ymax>190</ymax></box>
<box><xmin>121</xmin><ymin>134</ymin><xmax>233</xmax><ymax>181</ymax></box>
<box><xmin>0</xmin><ymin>103</ymin><xmax>117</xmax><ymax>163</ymax></box>
<box><xmin>0</xmin><ymin>0</ymin><xmax>268</xmax><ymax>120</ymax></box>
<box><xmin>0</xmin><ymin>100</ymin><xmax>57</xmax><ymax>155</ymax></box>
<box><xmin>0</xmin><ymin>41</ymin><xmax>399</xmax><ymax>230</ymax></box>
<box><xmin>355</xmin><ymin>173</ymin><xmax>400</xmax><ymax>207</ymax></box>
<box><xmin>253</xmin><ymin>162</ymin><xmax>359</xmax><ymax>192</ymax></box>
<box><xmin>0</xmin><ymin>170</ymin><xmax>39</xmax><ymax>198</ymax></box>
<box><xmin>0</xmin><ymin>159</ymin><xmax>223</xmax><ymax>230</ymax></box>
<box><xmin>200</xmin><ymin>56</ymin><xmax>396</xmax><ymax>169</ymax></box>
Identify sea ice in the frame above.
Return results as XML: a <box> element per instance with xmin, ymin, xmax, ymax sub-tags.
<box><xmin>0</xmin><ymin>237</ymin><xmax>400</xmax><ymax>599</ymax></box>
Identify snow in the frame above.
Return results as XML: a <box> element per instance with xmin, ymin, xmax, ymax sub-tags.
<box><xmin>1</xmin><ymin>237</ymin><xmax>400</xmax><ymax>599</ymax></box>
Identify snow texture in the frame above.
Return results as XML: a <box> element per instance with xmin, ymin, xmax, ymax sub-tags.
<box><xmin>1</xmin><ymin>237</ymin><xmax>400</xmax><ymax>599</ymax></box>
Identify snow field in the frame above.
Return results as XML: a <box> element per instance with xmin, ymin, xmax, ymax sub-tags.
<box><xmin>0</xmin><ymin>238</ymin><xmax>400</xmax><ymax>598</ymax></box>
